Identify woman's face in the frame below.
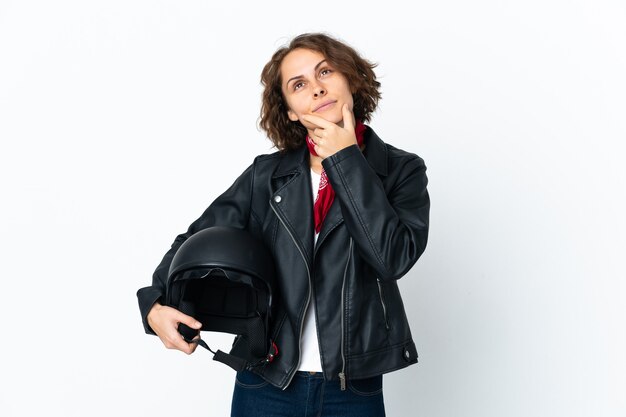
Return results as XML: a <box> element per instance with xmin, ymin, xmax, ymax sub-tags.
<box><xmin>280</xmin><ymin>48</ymin><xmax>354</xmax><ymax>132</ymax></box>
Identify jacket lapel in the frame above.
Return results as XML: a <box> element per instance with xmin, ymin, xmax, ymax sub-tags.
<box><xmin>270</xmin><ymin>146</ymin><xmax>315</xmax><ymax>267</ymax></box>
<box><xmin>315</xmin><ymin>194</ymin><xmax>343</xmax><ymax>254</ymax></box>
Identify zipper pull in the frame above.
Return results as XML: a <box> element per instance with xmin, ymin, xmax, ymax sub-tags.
<box><xmin>338</xmin><ymin>372</ymin><xmax>346</xmax><ymax>391</ymax></box>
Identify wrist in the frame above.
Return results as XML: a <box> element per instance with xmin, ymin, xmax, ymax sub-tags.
<box><xmin>147</xmin><ymin>302</ymin><xmax>162</xmax><ymax>321</ymax></box>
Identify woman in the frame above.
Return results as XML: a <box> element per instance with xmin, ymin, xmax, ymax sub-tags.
<box><xmin>137</xmin><ymin>33</ymin><xmax>430</xmax><ymax>416</ymax></box>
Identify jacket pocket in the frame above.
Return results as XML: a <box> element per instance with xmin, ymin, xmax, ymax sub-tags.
<box><xmin>235</xmin><ymin>370</ymin><xmax>269</xmax><ymax>389</ymax></box>
<box><xmin>347</xmin><ymin>375</ymin><xmax>383</xmax><ymax>396</ymax></box>
<box><xmin>376</xmin><ymin>279</ymin><xmax>391</xmax><ymax>331</ymax></box>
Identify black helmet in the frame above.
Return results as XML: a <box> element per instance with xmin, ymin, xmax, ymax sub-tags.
<box><xmin>166</xmin><ymin>226</ymin><xmax>278</xmax><ymax>371</ymax></box>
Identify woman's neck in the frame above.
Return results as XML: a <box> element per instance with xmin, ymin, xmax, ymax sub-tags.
<box><xmin>309</xmin><ymin>154</ymin><xmax>323</xmax><ymax>174</ymax></box>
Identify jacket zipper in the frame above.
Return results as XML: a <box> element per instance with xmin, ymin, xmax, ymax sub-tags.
<box><xmin>338</xmin><ymin>238</ymin><xmax>353</xmax><ymax>391</ymax></box>
<box><xmin>377</xmin><ymin>279</ymin><xmax>391</xmax><ymax>331</ymax></box>
<box><xmin>270</xmin><ymin>200</ymin><xmax>312</xmax><ymax>390</ymax></box>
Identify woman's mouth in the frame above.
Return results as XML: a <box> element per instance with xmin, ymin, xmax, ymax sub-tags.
<box><xmin>313</xmin><ymin>100</ymin><xmax>337</xmax><ymax>112</ymax></box>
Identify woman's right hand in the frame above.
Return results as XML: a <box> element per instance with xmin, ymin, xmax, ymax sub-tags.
<box><xmin>147</xmin><ymin>302</ymin><xmax>203</xmax><ymax>354</ymax></box>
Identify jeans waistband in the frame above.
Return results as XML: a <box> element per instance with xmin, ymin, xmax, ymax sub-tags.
<box><xmin>295</xmin><ymin>371</ymin><xmax>324</xmax><ymax>378</ymax></box>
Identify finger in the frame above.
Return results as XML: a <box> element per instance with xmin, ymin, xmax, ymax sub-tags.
<box><xmin>301</xmin><ymin>113</ymin><xmax>335</xmax><ymax>129</ymax></box>
<box><xmin>177</xmin><ymin>332</ymin><xmax>199</xmax><ymax>355</ymax></box>
<box><xmin>313</xmin><ymin>128</ymin><xmax>326</xmax><ymax>139</ymax></box>
<box><xmin>342</xmin><ymin>103</ymin><xmax>355</xmax><ymax>131</ymax></box>
<box><xmin>179</xmin><ymin>340</ymin><xmax>195</xmax><ymax>355</ymax></box>
<box><xmin>176</xmin><ymin>311</ymin><xmax>202</xmax><ymax>330</ymax></box>
<box><xmin>188</xmin><ymin>335</ymin><xmax>201</xmax><ymax>353</ymax></box>
<box><xmin>163</xmin><ymin>330</ymin><xmax>194</xmax><ymax>354</ymax></box>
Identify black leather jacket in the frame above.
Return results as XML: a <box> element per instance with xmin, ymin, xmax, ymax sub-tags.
<box><xmin>137</xmin><ymin>126</ymin><xmax>430</xmax><ymax>390</ymax></box>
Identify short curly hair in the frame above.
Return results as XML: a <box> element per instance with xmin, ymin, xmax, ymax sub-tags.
<box><xmin>259</xmin><ymin>33</ymin><xmax>381</xmax><ymax>151</ymax></box>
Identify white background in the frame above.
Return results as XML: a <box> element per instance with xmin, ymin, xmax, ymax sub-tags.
<box><xmin>1</xmin><ymin>1</ymin><xmax>625</xmax><ymax>416</ymax></box>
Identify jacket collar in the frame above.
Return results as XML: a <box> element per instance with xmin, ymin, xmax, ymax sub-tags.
<box><xmin>362</xmin><ymin>126</ymin><xmax>388</xmax><ymax>176</ymax></box>
<box><xmin>272</xmin><ymin>145</ymin><xmax>308</xmax><ymax>179</ymax></box>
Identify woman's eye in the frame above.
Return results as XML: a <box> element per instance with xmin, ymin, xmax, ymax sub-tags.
<box><xmin>320</xmin><ymin>68</ymin><xmax>332</xmax><ymax>76</ymax></box>
<box><xmin>294</xmin><ymin>81</ymin><xmax>304</xmax><ymax>90</ymax></box>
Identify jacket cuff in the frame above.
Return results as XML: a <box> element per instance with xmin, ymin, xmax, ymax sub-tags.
<box><xmin>137</xmin><ymin>286</ymin><xmax>164</xmax><ymax>336</ymax></box>
<box><xmin>321</xmin><ymin>144</ymin><xmax>361</xmax><ymax>170</ymax></box>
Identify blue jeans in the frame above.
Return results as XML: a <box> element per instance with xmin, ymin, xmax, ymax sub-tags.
<box><xmin>231</xmin><ymin>370</ymin><xmax>386</xmax><ymax>417</ymax></box>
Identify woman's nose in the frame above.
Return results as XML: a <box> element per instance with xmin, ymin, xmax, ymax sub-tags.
<box><xmin>313</xmin><ymin>86</ymin><xmax>326</xmax><ymax>97</ymax></box>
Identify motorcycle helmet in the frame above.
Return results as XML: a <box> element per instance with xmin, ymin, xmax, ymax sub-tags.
<box><xmin>166</xmin><ymin>226</ymin><xmax>278</xmax><ymax>371</ymax></box>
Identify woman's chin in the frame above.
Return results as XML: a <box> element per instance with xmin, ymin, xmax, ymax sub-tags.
<box><xmin>321</xmin><ymin>113</ymin><xmax>344</xmax><ymax>126</ymax></box>
<box><xmin>302</xmin><ymin>114</ymin><xmax>343</xmax><ymax>128</ymax></box>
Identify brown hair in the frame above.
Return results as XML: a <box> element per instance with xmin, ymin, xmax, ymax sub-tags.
<box><xmin>259</xmin><ymin>33</ymin><xmax>381</xmax><ymax>151</ymax></box>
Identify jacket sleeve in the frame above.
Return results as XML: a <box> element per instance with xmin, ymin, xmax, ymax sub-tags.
<box><xmin>136</xmin><ymin>161</ymin><xmax>256</xmax><ymax>335</ymax></box>
<box><xmin>321</xmin><ymin>144</ymin><xmax>429</xmax><ymax>281</ymax></box>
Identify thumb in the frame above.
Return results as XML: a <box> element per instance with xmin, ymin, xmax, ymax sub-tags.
<box><xmin>342</xmin><ymin>103</ymin><xmax>355</xmax><ymax>131</ymax></box>
<box><xmin>177</xmin><ymin>311</ymin><xmax>202</xmax><ymax>329</ymax></box>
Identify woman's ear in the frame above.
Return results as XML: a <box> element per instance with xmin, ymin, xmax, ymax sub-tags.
<box><xmin>287</xmin><ymin>109</ymin><xmax>299</xmax><ymax>121</ymax></box>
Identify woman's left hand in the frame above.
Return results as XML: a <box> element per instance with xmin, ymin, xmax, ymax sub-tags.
<box><xmin>301</xmin><ymin>104</ymin><xmax>357</xmax><ymax>159</ymax></box>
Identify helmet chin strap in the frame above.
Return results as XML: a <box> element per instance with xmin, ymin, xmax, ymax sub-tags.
<box><xmin>178</xmin><ymin>301</ymin><xmax>278</xmax><ymax>372</ymax></box>
<box><xmin>178</xmin><ymin>327</ymin><xmax>245</xmax><ymax>371</ymax></box>
<box><xmin>182</xmin><ymin>330</ymin><xmax>278</xmax><ymax>372</ymax></box>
